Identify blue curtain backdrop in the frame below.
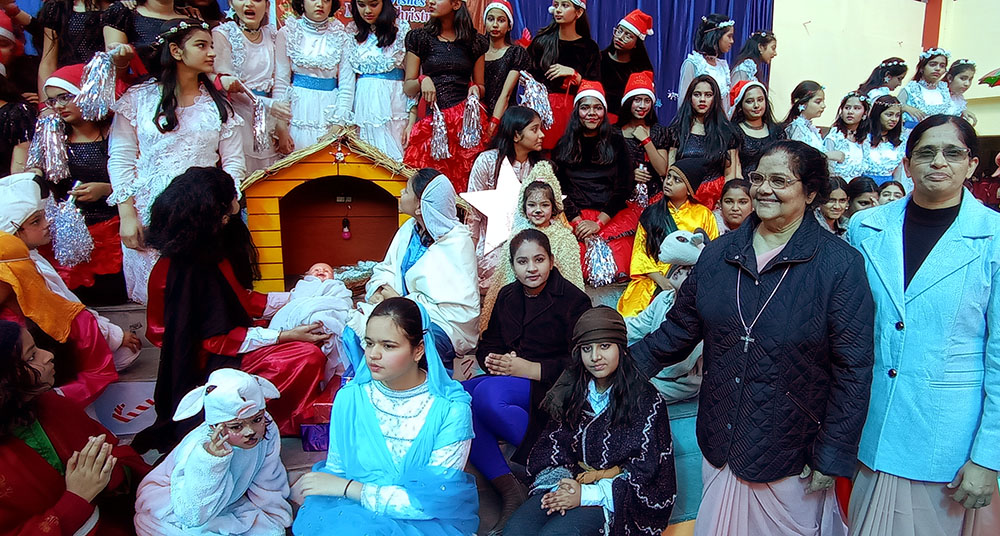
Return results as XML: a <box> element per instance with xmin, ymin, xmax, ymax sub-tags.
<box><xmin>509</xmin><ymin>0</ymin><xmax>774</xmax><ymax>121</ymax></box>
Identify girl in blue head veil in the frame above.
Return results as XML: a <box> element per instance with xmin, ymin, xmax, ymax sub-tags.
<box><xmin>291</xmin><ymin>297</ymin><xmax>479</xmax><ymax>535</ymax></box>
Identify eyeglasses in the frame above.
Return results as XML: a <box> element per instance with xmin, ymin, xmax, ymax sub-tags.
<box><xmin>910</xmin><ymin>145</ymin><xmax>970</xmax><ymax>164</ymax></box>
<box><xmin>747</xmin><ymin>172</ymin><xmax>800</xmax><ymax>190</ymax></box>
<box><xmin>43</xmin><ymin>93</ymin><xmax>75</xmax><ymax>109</ymax></box>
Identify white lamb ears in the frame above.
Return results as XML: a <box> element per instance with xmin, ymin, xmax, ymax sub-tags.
<box><xmin>173</xmin><ymin>368</ymin><xmax>280</xmax><ymax>425</ymax></box>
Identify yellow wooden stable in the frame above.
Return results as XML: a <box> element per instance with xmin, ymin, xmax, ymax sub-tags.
<box><xmin>242</xmin><ymin>133</ymin><xmax>414</xmax><ymax>292</ymax></box>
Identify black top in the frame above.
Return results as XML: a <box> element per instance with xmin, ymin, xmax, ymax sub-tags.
<box><xmin>553</xmin><ymin>132</ymin><xmax>635</xmax><ymax>220</ymax></box>
<box><xmin>405</xmin><ymin>29</ymin><xmax>489</xmax><ymax>110</ymax></box>
<box><xmin>49</xmin><ymin>138</ymin><xmax>117</xmax><ymax>226</ymax></box>
<box><xmin>0</xmin><ymin>101</ymin><xmax>36</xmax><ymax>177</ymax></box>
<box><xmin>666</xmin><ymin>129</ymin><xmax>741</xmax><ymax>182</ymax></box>
<box><xmin>40</xmin><ymin>1</ymin><xmax>105</xmax><ymax>67</ymax></box>
<box><xmin>102</xmin><ymin>2</ymin><xmax>168</xmax><ymax>50</ymax></box>
<box><xmin>620</xmin><ymin>124</ymin><xmax>669</xmax><ymax>194</ymax></box>
<box><xmin>630</xmin><ymin>214</ymin><xmax>875</xmax><ymax>482</ymax></box>
<box><xmin>483</xmin><ymin>44</ymin><xmax>529</xmax><ymax>114</ymax></box>
<box><xmin>600</xmin><ymin>50</ymin><xmax>648</xmax><ymax>117</ymax></box>
<box><xmin>903</xmin><ymin>198</ymin><xmax>961</xmax><ymax>288</ymax></box>
<box><xmin>737</xmin><ymin>124</ymin><xmax>786</xmax><ymax>177</ymax></box>
<box><xmin>526</xmin><ymin>36</ymin><xmax>601</xmax><ymax>94</ymax></box>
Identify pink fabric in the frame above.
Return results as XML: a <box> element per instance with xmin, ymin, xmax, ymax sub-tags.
<box><xmin>693</xmin><ymin>457</ymin><xmax>848</xmax><ymax>536</ymax></box>
<box><xmin>755</xmin><ymin>243</ymin><xmax>788</xmax><ymax>271</ymax></box>
<box><xmin>848</xmin><ymin>464</ymin><xmax>999</xmax><ymax>536</ymax></box>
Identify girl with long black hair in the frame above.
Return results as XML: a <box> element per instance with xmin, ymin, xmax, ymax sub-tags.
<box><xmin>526</xmin><ymin>0</ymin><xmax>600</xmax><ymax>150</ymax></box>
<box><xmin>861</xmin><ymin>95</ymin><xmax>905</xmax><ymax>186</ymax></box>
<box><xmin>857</xmin><ymin>57</ymin><xmax>907</xmax><ymax>101</ymax></box>
<box><xmin>679</xmin><ymin>13</ymin><xmax>735</xmax><ymax>115</ymax></box>
<box><xmin>402</xmin><ymin>0</ymin><xmax>488</xmax><ymax>193</ymax></box>
<box><xmin>823</xmin><ymin>91</ymin><xmax>870</xmax><ymax>180</ymax></box>
<box><xmin>897</xmin><ymin>48</ymin><xmax>951</xmax><ymax>130</ymax></box>
<box><xmin>504</xmin><ymin>306</ymin><xmax>676</xmax><ymax>535</ymax></box>
<box><xmin>37</xmin><ymin>0</ymin><xmax>109</xmax><ymax>95</ymax></box>
<box><xmin>946</xmin><ymin>59</ymin><xmax>977</xmax><ymax>127</ymax></box>
<box><xmin>730</xmin><ymin>30</ymin><xmax>777</xmax><ymax>86</ymax></box>
<box><xmin>107</xmin><ymin>18</ymin><xmax>244</xmax><ymax>304</ymax></box>
<box><xmin>615</xmin><ymin>70</ymin><xmax>668</xmax><ymax>195</ymax></box>
<box><xmin>600</xmin><ymin>8</ymin><xmax>654</xmax><ymax>118</ymax></box>
<box><xmin>466</xmin><ymin>106</ymin><xmax>543</xmax><ymax>292</ymax></box>
<box><xmin>338</xmin><ymin>0</ymin><xmax>410</xmax><ymax>160</ymax></box>
<box><xmin>782</xmin><ymin>79</ymin><xmax>826</xmax><ymax>150</ymax></box>
<box><xmin>482</xmin><ymin>0</ymin><xmax>529</xmax><ymax>131</ymax></box>
<box><xmin>729</xmin><ymin>80</ymin><xmax>784</xmax><ymax>177</ymax></box>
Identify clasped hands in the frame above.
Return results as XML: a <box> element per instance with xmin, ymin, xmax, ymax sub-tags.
<box><xmin>484</xmin><ymin>351</ymin><xmax>528</xmax><ymax>377</ymax></box>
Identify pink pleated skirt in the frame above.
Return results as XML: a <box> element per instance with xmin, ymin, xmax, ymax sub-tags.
<box><xmin>848</xmin><ymin>464</ymin><xmax>999</xmax><ymax>536</ymax></box>
<box><xmin>693</xmin><ymin>457</ymin><xmax>848</xmax><ymax>536</ymax></box>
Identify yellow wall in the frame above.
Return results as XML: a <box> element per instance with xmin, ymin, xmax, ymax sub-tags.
<box><xmin>770</xmin><ymin>0</ymin><xmax>926</xmax><ymax>129</ymax></box>
<box><xmin>937</xmin><ymin>0</ymin><xmax>1000</xmax><ymax>135</ymax></box>
<box><xmin>770</xmin><ymin>0</ymin><xmax>1000</xmax><ymax>135</ymax></box>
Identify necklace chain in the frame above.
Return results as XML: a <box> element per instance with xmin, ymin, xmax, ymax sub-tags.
<box><xmin>735</xmin><ymin>264</ymin><xmax>791</xmax><ymax>352</ymax></box>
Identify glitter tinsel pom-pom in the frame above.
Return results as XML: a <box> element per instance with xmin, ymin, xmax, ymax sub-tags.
<box><xmin>430</xmin><ymin>103</ymin><xmax>451</xmax><ymax>161</ymax></box>
<box><xmin>632</xmin><ymin>182</ymin><xmax>649</xmax><ymax>208</ymax></box>
<box><xmin>517</xmin><ymin>71</ymin><xmax>553</xmax><ymax>129</ymax></box>
<box><xmin>50</xmin><ymin>197</ymin><xmax>95</xmax><ymax>267</ymax></box>
<box><xmin>25</xmin><ymin>115</ymin><xmax>71</xmax><ymax>182</ymax></box>
<box><xmin>584</xmin><ymin>236</ymin><xmax>617</xmax><ymax>287</ymax></box>
<box><xmin>75</xmin><ymin>50</ymin><xmax>119</xmax><ymax>121</ymax></box>
<box><xmin>458</xmin><ymin>94</ymin><xmax>482</xmax><ymax>149</ymax></box>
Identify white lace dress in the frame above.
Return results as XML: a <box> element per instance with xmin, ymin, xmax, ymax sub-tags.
<box><xmin>338</xmin><ymin>21</ymin><xmax>412</xmax><ymax>161</ymax></box>
<box><xmin>866</xmin><ymin>86</ymin><xmax>891</xmax><ymax>101</ymax></box>
<box><xmin>322</xmin><ymin>380</ymin><xmax>471</xmax><ymax>517</ymax></box>
<box><xmin>107</xmin><ymin>82</ymin><xmax>245</xmax><ymax>304</ymax></box>
<box><xmin>823</xmin><ymin>129</ymin><xmax>865</xmax><ymax>179</ymax></box>
<box><xmin>900</xmin><ymin>80</ymin><xmax>951</xmax><ymax>129</ymax></box>
<box><xmin>730</xmin><ymin>58</ymin><xmax>758</xmax><ymax>86</ymax></box>
<box><xmin>274</xmin><ymin>16</ymin><xmax>348</xmax><ymax>151</ymax></box>
<box><xmin>948</xmin><ymin>93</ymin><xmax>967</xmax><ymax>116</ymax></box>
<box><xmin>678</xmin><ymin>52</ymin><xmax>731</xmax><ymax>115</ymax></box>
<box><xmin>784</xmin><ymin>116</ymin><xmax>824</xmax><ymax>151</ymax></box>
<box><xmin>862</xmin><ymin>134</ymin><xmax>907</xmax><ymax>189</ymax></box>
<box><xmin>213</xmin><ymin>22</ymin><xmax>279</xmax><ymax>172</ymax></box>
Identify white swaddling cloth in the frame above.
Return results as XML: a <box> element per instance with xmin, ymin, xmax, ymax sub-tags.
<box><xmin>268</xmin><ymin>276</ymin><xmax>352</xmax><ymax>383</ymax></box>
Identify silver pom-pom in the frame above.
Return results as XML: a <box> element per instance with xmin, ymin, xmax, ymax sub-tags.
<box><xmin>75</xmin><ymin>50</ymin><xmax>119</xmax><ymax>120</ymax></box>
<box><xmin>49</xmin><ymin>195</ymin><xmax>95</xmax><ymax>267</ymax></box>
<box><xmin>458</xmin><ymin>94</ymin><xmax>482</xmax><ymax>149</ymax></box>
<box><xmin>251</xmin><ymin>95</ymin><xmax>268</xmax><ymax>153</ymax></box>
<box><xmin>25</xmin><ymin>114</ymin><xmax>71</xmax><ymax>183</ymax></box>
<box><xmin>584</xmin><ymin>236</ymin><xmax>617</xmax><ymax>287</ymax></box>
<box><xmin>430</xmin><ymin>103</ymin><xmax>451</xmax><ymax>161</ymax></box>
<box><xmin>517</xmin><ymin>71</ymin><xmax>553</xmax><ymax>129</ymax></box>
<box><xmin>632</xmin><ymin>182</ymin><xmax>649</xmax><ymax>208</ymax></box>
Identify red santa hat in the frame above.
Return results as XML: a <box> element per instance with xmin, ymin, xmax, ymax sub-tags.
<box><xmin>729</xmin><ymin>80</ymin><xmax>766</xmax><ymax>110</ymax></box>
<box><xmin>618</xmin><ymin>9</ymin><xmax>654</xmax><ymax>40</ymax></box>
<box><xmin>549</xmin><ymin>0</ymin><xmax>585</xmax><ymax>14</ymax></box>
<box><xmin>483</xmin><ymin>0</ymin><xmax>513</xmax><ymax>24</ymax></box>
<box><xmin>574</xmin><ymin>80</ymin><xmax>606</xmax><ymax>108</ymax></box>
<box><xmin>621</xmin><ymin>70</ymin><xmax>655</xmax><ymax>105</ymax></box>
<box><xmin>43</xmin><ymin>64</ymin><xmax>86</xmax><ymax>95</ymax></box>
<box><xmin>0</xmin><ymin>11</ymin><xmax>15</xmax><ymax>43</ymax></box>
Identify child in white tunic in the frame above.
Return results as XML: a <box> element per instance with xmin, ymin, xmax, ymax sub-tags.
<box><xmin>134</xmin><ymin>369</ymin><xmax>292</xmax><ymax>536</ymax></box>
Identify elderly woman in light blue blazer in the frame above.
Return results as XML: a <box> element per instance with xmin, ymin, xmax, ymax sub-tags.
<box><xmin>847</xmin><ymin>115</ymin><xmax>999</xmax><ymax>535</ymax></box>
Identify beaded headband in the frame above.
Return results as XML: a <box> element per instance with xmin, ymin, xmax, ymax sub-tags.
<box><xmin>919</xmin><ymin>47</ymin><xmax>950</xmax><ymax>60</ymax></box>
<box><xmin>953</xmin><ymin>59</ymin><xmax>976</xmax><ymax>67</ymax></box>
<box><xmin>844</xmin><ymin>91</ymin><xmax>868</xmax><ymax>104</ymax></box>
<box><xmin>752</xmin><ymin>31</ymin><xmax>771</xmax><ymax>39</ymax></box>
<box><xmin>153</xmin><ymin>21</ymin><xmax>212</xmax><ymax>48</ymax></box>
<box><xmin>702</xmin><ymin>16</ymin><xmax>735</xmax><ymax>31</ymax></box>
<box><xmin>879</xmin><ymin>59</ymin><xmax>906</xmax><ymax>68</ymax></box>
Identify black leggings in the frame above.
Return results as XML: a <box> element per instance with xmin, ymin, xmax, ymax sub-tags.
<box><xmin>503</xmin><ymin>494</ymin><xmax>607</xmax><ymax>536</ymax></box>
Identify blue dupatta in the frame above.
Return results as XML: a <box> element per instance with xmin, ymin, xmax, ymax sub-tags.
<box><xmin>292</xmin><ymin>304</ymin><xmax>478</xmax><ymax>536</ymax></box>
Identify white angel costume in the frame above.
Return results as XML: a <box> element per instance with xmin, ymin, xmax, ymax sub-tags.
<box><xmin>274</xmin><ymin>16</ymin><xmax>347</xmax><ymax>150</ymax></box>
<box><xmin>134</xmin><ymin>369</ymin><xmax>292</xmax><ymax>536</ymax></box>
<box><xmin>784</xmin><ymin>115</ymin><xmax>824</xmax><ymax>151</ymax></box>
<box><xmin>267</xmin><ymin>276</ymin><xmax>352</xmax><ymax>382</ymax></box>
<box><xmin>730</xmin><ymin>58</ymin><xmax>757</xmax><ymax>86</ymax></box>
<box><xmin>823</xmin><ymin>128</ymin><xmax>865</xmax><ymax>180</ymax></box>
<box><xmin>107</xmin><ymin>82</ymin><xmax>246</xmax><ymax>304</ymax></box>
<box><xmin>347</xmin><ymin>175</ymin><xmax>480</xmax><ymax>357</ymax></box>
<box><xmin>678</xmin><ymin>52</ymin><xmax>731</xmax><ymax>115</ymax></box>
<box><xmin>337</xmin><ymin>21</ymin><xmax>412</xmax><ymax>161</ymax></box>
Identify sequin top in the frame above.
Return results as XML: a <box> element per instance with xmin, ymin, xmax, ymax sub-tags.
<box><xmin>526</xmin><ymin>36</ymin><xmax>601</xmax><ymax>95</ymax></box>
<box><xmin>406</xmin><ymin>29</ymin><xmax>489</xmax><ymax>110</ymax></box>
<box><xmin>737</xmin><ymin>124</ymin><xmax>785</xmax><ymax>177</ymax></box>
<box><xmin>40</xmin><ymin>1</ymin><xmax>105</xmax><ymax>67</ymax></box>
<box><xmin>58</xmin><ymin>139</ymin><xmax>118</xmax><ymax>225</ymax></box>
<box><xmin>102</xmin><ymin>2</ymin><xmax>171</xmax><ymax>49</ymax></box>
<box><xmin>483</xmin><ymin>44</ymin><xmax>529</xmax><ymax>113</ymax></box>
<box><xmin>0</xmin><ymin>101</ymin><xmax>35</xmax><ymax>177</ymax></box>
<box><xmin>621</xmin><ymin>124</ymin><xmax>669</xmax><ymax>194</ymax></box>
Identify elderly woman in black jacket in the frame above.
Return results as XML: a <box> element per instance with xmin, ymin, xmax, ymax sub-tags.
<box><xmin>630</xmin><ymin>140</ymin><xmax>875</xmax><ymax>536</ymax></box>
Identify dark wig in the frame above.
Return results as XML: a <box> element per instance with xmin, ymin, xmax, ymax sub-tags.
<box><xmin>508</xmin><ymin>228</ymin><xmax>552</xmax><ymax>262</ymax></box>
<box><xmin>527</xmin><ymin>6</ymin><xmax>592</xmax><ymax>72</ymax></box>
<box><xmin>865</xmin><ymin>95</ymin><xmax>902</xmax><ymax>148</ymax></box>
<box><xmin>521</xmin><ymin>181</ymin><xmax>561</xmax><ymax>218</ymax></box>
<box><xmin>693</xmin><ymin>13</ymin><xmax>734</xmax><ymax>57</ymax></box>
<box><xmin>780</xmin><ymin>80</ymin><xmax>823</xmax><ymax>126</ymax></box>
<box><xmin>553</xmin><ymin>98</ymin><xmax>614</xmax><ymax>166</ymax></box>
<box><xmin>614</xmin><ymin>94</ymin><xmax>658</xmax><ymax>128</ymax></box>
<box><xmin>0</xmin><ymin>320</ymin><xmax>46</xmax><ymax>440</ymax></box>
<box><xmin>733</xmin><ymin>30</ymin><xmax>776</xmax><ymax>69</ymax></box>
<box><xmin>905</xmin><ymin>114</ymin><xmax>979</xmax><ymax>160</ymax></box>
<box><xmin>831</xmin><ymin>91</ymin><xmax>871</xmax><ymax>140</ymax></box>
<box><xmin>145</xmin><ymin>19</ymin><xmax>232</xmax><ymax>133</ymax></box>
<box><xmin>667</xmin><ymin>74</ymin><xmax>739</xmax><ymax>166</ymax></box>
<box><xmin>369</xmin><ymin>297</ymin><xmax>424</xmax><ymax>349</ymax></box>
<box><xmin>423</xmin><ymin>0</ymin><xmax>477</xmax><ymax>48</ymax></box>
<box><xmin>857</xmin><ymin>57</ymin><xmax>908</xmax><ymax>95</ymax></box>
<box><xmin>846</xmin><ymin>176</ymin><xmax>879</xmax><ymax>202</ymax></box>
<box><xmin>556</xmin><ymin>340</ymin><xmax>649</xmax><ymax>428</ymax></box>
<box><xmin>146</xmin><ymin>166</ymin><xmax>260</xmax><ymax>286</ymax></box>
<box><xmin>486</xmin><ymin>106</ymin><xmax>542</xmax><ymax>187</ymax></box>
<box><xmin>351</xmin><ymin>0</ymin><xmax>398</xmax><ymax>48</ymax></box>
<box><xmin>912</xmin><ymin>51</ymin><xmax>949</xmax><ymax>83</ymax></box>
<box><xmin>729</xmin><ymin>83</ymin><xmax>777</xmax><ymax>128</ymax></box>
<box><xmin>761</xmin><ymin>140</ymin><xmax>832</xmax><ymax>207</ymax></box>
<box><xmin>291</xmin><ymin>0</ymin><xmax>341</xmax><ymax>18</ymax></box>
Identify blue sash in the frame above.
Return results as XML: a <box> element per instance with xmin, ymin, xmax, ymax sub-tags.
<box><xmin>360</xmin><ymin>68</ymin><xmax>405</xmax><ymax>81</ymax></box>
<box><xmin>292</xmin><ymin>73</ymin><xmax>339</xmax><ymax>91</ymax></box>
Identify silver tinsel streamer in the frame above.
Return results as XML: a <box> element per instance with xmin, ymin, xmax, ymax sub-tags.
<box><xmin>584</xmin><ymin>236</ymin><xmax>617</xmax><ymax>287</ymax></box>
<box><xmin>517</xmin><ymin>70</ymin><xmax>553</xmax><ymax>128</ymax></box>
<box><xmin>458</xmin><ymin>94</ymin><xmax>482</xmax><ymax>149</ymax></box>
<box><xmin>632</xmin><ymin>182</ymin><xmax>649</xmax><ymax>208</ymax></box>
<box><xmin>49</xmin><ymin>195</ymin><xmax>94</xmax><ymax>267</ymax></box>
<box><xmin>430</xmin><ymin>103</ymin><xmax>451</xmax><ymax>160</ymax></box>
<box><xmin>250</xmin><ymin>94</ymin><xmax>268</xmax><ymax>153</ymax></box>
<box><xmin>75</xmin><ymin>50</ymin><xmax>118</xmax><ymax>120</ymax></box>
<box><xmin>25</xmin><ymin>115</ymin><xmax>71</xmax><ymax>182</ymax></box>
